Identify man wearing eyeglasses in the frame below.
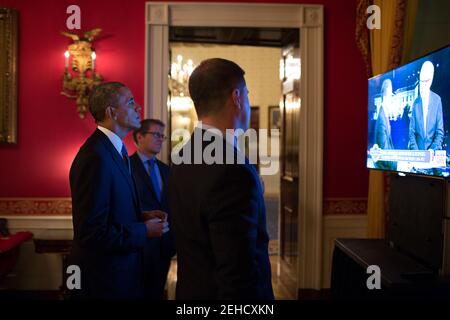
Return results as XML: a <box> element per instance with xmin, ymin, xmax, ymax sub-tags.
<box><xmin>131</xmin><ymin>119</ymin><xmax>175</xmax><ymax>299</ymax></box>
<box><xmin>409</xmin><ymin>60</ymin><xmax>444</xmax><ymax>151</ymax></box>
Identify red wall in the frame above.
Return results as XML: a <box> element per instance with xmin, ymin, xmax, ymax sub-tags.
<box><xmin>0</xmin><ymin>0</ymin><xmax>368</xmax><ymax>198</ymax></box>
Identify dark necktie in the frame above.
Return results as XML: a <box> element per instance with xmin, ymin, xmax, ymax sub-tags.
<box><xmin>148</xmin><ymin>158</ymin><xmax>161</xmax><ymax>201</ymax></box>
<box><xmin>121</xmin><ymin>144</ymin><xmax>131</xmax><ymax>174</ymax></box>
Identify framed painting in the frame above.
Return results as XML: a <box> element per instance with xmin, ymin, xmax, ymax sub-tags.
<box><xmin>250</xmin><ymin>106</ymin><xmax>260</xmax><ymax>131</ymax></box>
<box><xmin>0</xmin><ymin>8</ymin><xmax>18</xmax><ymax>144</ymax></box>
<box><xmin>268</xmin><ymin>105</ymin><xmax>281</xmax><ymax>134</ymax></box>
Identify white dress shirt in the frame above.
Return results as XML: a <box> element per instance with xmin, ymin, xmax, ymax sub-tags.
<box><xmin>97</xmin><ymin>126</ymin><xmax>124</xmax><ymax>156</ymax></box>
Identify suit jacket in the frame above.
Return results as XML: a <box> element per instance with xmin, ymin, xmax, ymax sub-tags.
<box><xmin>375</xmin><ymin>106</ymin><xmax>394</xmax><ymax>150</ymax></box>
<box><xmin>409</xmin><ymin>91</ymin><xmax>444</xmax><ymax>150</ymax></box>
<box><xmin>169</xmin><ymin>128</ymin><xmax>274</xmax><ymax>300</ymax></box>
<box><xmin>130</xmin><ymin>153</ymin><xmax>176</xmax><ymax>299</ymax></box>
<box><xmin>69</xmin><ymin>129</ymin><xmax>147</xmax><ymax>300</ymax></box>
<box><xmin>374</xmin><ymin>106</ymin><xmax>396</xmax><ymax>170</ymax></box>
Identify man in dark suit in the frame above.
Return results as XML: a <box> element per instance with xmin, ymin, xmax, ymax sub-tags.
<box><xmin>169</xmin><ymin>58</ymin><xmax>274</xmax><ymax>300</ymax></box>
<box><xmin>69</xmin><ymin>82</ymin><xmax>168</xmax><ymax>299</ymax></box>
<box><xmin>374</xmin><ymin>79</ymin><xmax>397</xmax><ymax>170</ymax></box>
<box><xmin>131</xmin><ymin>119</ymin><xmax>175</xmax><ymax>299</ymax></box>
<box><xmin>409</xmin><ymin>60</ymin><xmax>444</xmax><ymax>151</ymax></box>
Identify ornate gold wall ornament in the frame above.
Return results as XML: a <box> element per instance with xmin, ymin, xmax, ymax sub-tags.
<box><xmin>61</xmin><ymin>28</ymin><xmax>103</xmax><ymax>118</ymax></box>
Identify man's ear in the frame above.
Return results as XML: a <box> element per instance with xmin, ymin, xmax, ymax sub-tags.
<box><xmin>232</xmin><ymin>88</ymin><xmax>241</xmax><ymax>108</ymax></box>
<box><xmin>105</xmin><ymin>106</ymin><xmax>116</xmax><ymax>120</ymax></box>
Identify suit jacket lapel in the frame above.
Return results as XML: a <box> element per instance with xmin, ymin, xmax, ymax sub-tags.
<box><xmin>95</xmin><ymin>130</ymin><xmax>139</xmax><ymax>207</ymax></box>
<box><xmin>417</xmin><ymin>99</ymin><xmax>425</xmax><ymax>137</ymax></box>
<box><xmin>383</xmin><ymin>111</ymin><xmax>394</xmax><ymax>148</ymax></box>
<box><xmin>157</xmin><ymin>160</ymin><xmax>167</xmax><ymax>191</ymax></box>
<box><xmin>158</xmin><ymin>161</ymin><xmax>171</xmax><ymax>206</ymax></box>
<box><xmin>385</xmin><ymin>111</ymin><xmax>391</xmax><ymax>136</ymax></box>
<box><xmin>134</xmin><ymin>154</ymin><xmax>161</xmax><ymax>204</ymax></box>
<box><xmin>426</xmin><ymin>94</ymin><xmax>436</xmax><ymax>138</ymax></box>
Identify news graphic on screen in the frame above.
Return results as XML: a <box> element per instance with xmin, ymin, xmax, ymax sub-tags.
<box><xmin>367</xmin><ymin>45</ymin><xmax>450</xmax><ymax>177</ymax></box>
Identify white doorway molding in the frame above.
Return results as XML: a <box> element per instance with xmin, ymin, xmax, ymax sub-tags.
<box><xmin>145</xmin><ymin>2</ymin><xmax>324</xmax><ymax>292</ymax></box>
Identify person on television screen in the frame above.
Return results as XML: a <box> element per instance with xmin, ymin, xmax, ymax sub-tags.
<box><xmin>374</xmin><ymin>78</ymin><xmax>397</xmax><ymax>170</ymax></box>
<box><xmin>409</xmin><ymin>60</ymin><xmax>444</xmax><ymax>151</ymax></box>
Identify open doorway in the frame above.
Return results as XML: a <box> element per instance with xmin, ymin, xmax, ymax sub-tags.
<box><xmin>166</xmin><ymin>26</ymin><xmax>299</xmax><ymax>299</ymax></box>
<box><xmin>145</xmin><ymin>2</ymin><xmax>324</xmax><ymax>299</ymax></box>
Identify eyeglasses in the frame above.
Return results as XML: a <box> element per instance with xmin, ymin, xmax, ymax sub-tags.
<box><xmin>144</xmin><ymin>131</ymin><xmax>167</xmax><ymax>140</ymax></box>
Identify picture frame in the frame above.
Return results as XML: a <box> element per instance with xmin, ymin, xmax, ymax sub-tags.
<box><xmin>250</xmin><ymin>106</ymin><xmax>260</xmax><ymax>131</ymax></box>
<box><xmin>0</xmin><ymin>8</ymin><xmax>18</xmax><ymax>144</ymax></box>
<box><xmin>268</xmin><ymin>105</ymin><xmax>281</xmax><ymax>135</ymax></box>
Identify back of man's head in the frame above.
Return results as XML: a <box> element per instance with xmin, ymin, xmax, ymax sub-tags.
<box><xmin>89</xmin><ymin>82</ymin><xmax>126</xmax><ymax>122</ymax></box>
<box><xmin>188</xmin><ymin>58</ymin><xmax>245</xmax><ymax>118</ymax></box>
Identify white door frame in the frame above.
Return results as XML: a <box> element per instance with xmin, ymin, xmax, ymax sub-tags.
<box><xmin>145</xmin><ymin>2</ymin><xmax>324</xmax><ymax>292</ymax></box>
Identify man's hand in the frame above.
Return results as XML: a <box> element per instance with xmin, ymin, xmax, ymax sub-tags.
<box><xmin>142</xmin><ymin>210</ymin><xmax>167</xmax><ymax>222</ymax></box>
<box><xmin>145</xmin><ymin>218</ymin><xmax>169</xmax><ymax>238</ymax></box>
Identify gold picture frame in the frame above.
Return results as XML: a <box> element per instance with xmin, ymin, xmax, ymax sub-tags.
<box><xmin>0</xmin><ymin>8</ymin><xmax>18</xmax><ymax>144</ymax></box>
<box><xmin>268</xmin><ymin>105</ymin><xmax>281</xmax><ymax>135</ymax></box>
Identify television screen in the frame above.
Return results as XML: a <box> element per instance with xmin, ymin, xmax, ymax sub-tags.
<box><xmin>367</xmin><ymin>45</ymin><xmax>450</xmax><ymax>177</ymax></box>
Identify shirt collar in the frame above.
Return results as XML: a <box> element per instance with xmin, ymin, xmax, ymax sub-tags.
<box><xmin>136</xmin><ymin>150</ymin><xmax>156</xmax><ymax>164</ymax></box>
<box><xmin>97</xmin><ymin>126</ymin><xmax>123</xmax><ymax>155</ymax></box>
<box><xmin>195</xmin><ymin>122</ymin><xmax>239</xmax><ymax>150</ymax></box>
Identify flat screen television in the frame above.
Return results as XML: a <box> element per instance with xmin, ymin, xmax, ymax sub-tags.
<box><xmin>367</xmin><ymin>44</ymin><xmax>450</xmax><ymax>177</ymax></box>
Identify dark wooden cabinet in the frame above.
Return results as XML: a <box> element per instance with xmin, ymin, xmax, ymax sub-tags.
<box><xmin>330</xmin><ymin>238</ymin><xmax>450</xmax><ymax>298</ymax></box>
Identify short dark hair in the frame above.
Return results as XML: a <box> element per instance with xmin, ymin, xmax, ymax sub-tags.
<box><xmin>188</xmin><ymin>58</ymin><xmax>245</xmax><ymax>117</ymax></box>
<box><xmin>133</xmin><ymin>118</ymin><xmax>165</xmax><ymax>143</ymax></box>
<box><xmin>88</xmin><ymin>82</ymin><xmax>126</xmax><ymax>122</ymax></box>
